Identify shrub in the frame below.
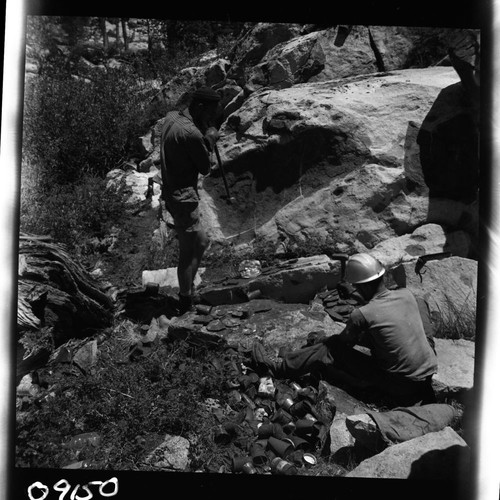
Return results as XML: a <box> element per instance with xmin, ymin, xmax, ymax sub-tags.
<box><xmin>22</xmin><ymin>66</ymin><xmax>150</xmax><ymax>186</ymax></box>
<box><xmin>404</xmin><ymin>28</ymin><xmax>451</xmax><ymax>68</ymax></box>
<box><xmin>20</xmin><ymin>169</ymin><xmax>126</xmax><ymax>256</ymax></box>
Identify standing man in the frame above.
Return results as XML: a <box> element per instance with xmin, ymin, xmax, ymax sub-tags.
<box><xmin>160</xmin><ymin>87</ymin><xmax>221</xmax><ymax>314</ymax></box>
<box><xmin>252</xmin><ymin>253</ymin><xmax>438</xmax><ymax>407</ymax></box>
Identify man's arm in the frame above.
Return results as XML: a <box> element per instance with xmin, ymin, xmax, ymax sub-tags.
<box><xmin>186</xmin><ymin>133</ymin><xmax>212</xmax><ymax>176</ymax></box>
<box><xmin>416</xmin><ymin>296</ymin><xmax>437</xmax><ymax>354</ymax></box>
<box><xmin>335</xmin><ymin>308</ymin><xmax>367</xmax><ymax>348</ymax></box>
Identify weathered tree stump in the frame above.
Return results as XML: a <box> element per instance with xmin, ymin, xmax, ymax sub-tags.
<box><xmin>17</xmin><ymin>233</ymin><xmax>114</xmax><ymax>380</ymax></box>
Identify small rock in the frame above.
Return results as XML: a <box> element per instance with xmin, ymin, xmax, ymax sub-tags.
<box><xmin>16</xmin><ymin>374</ymin><xmax>41</xmax><ymax>397</ymax></box>
<box><xmin>143</xmin><ymin>434</ymin><xmax>191</xmax><ymax>471</ymax></box>
<box><xmin>73</xmin><ymin>340</ymin><xmax>98</xmax><ymax>374</ymax></box>
<box><xmin>345</xmin><ymin>414</ymin><xmax>383</xmax><ymax>452</ymax></box>
<box><xmin>193</xmin><ymin>316</ymin><xmax>213</xmax><ymax>326</ymax></box>
<box><xmin>329</xmin><ymin>413</ymin><xmax>355</xmax><ymax>455</ymax></box>
<box><xmin>222</xmin><ymin>317</ymin><xmax>241</xmax><ymax>328</ymax></box>
<box><xmin>206</xmin><ymin>320</ymin><xmax>227</xmax><ymax>332</ymax></box>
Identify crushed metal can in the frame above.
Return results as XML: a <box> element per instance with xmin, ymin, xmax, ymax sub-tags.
<box><xmin>258</xmin><ymin>376</ymin><xmax>276</xmax><ymax>397</ymax></box>
<box><xmin>238</xmin><ymin>260</ymin><xmax>262</xmax><ymax>279</ymax></box>
<box><xmin>254</xmin><ymin>408</ymin><xmax>269</xmax><ymax>421</ymax></box>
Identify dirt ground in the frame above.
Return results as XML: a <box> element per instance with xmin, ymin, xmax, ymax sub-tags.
<box><xmin>99</xmin><ymin>204</ymin><xmax>168</xmax><ymax>289</ymax></box>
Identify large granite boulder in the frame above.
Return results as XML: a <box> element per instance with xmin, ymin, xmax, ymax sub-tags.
<box><xmin>106</xmin><ymin>166</ymin><xmax>162</xmax><ymax>209</ymax></box>
<box><xmin>247</xmin><ymin>30</ymin><xmax>325</xmax><ymax>89</ymax></box>
<box><xmin>390</xmin><ymin>256</ymin><xmax>477</xmax><ymax>325</ymax></box>
<box><xmin>197</xmin><ymin>67</ymin><xmax>478</xmax><ymax>254</ymax></box>
<box><xmin>370</xmin><ymin>223</ymin><xmax>471</xmax><ymax>269</ymax></box>
<box><xmin>227</xmin><ymin>23</ymin><xmax>304</xmax><ymax>85</ymax></box>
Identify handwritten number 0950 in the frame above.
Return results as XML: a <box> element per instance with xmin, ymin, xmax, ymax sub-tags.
<box><xmin>27</xmin><ymin>478</ymin><xmax>118</xmax><ymax>500</ymax></box>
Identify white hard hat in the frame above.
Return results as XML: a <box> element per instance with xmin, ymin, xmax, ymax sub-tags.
<box><xmin>345</xmin><ymin>253</ymin><xmax>385</xmax><ymax>284</ymax></box>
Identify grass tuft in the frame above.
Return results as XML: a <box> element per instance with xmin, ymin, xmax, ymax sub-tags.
<box><xmin>434</xmin><ymin>292</ymin><xmax>476</xmax><ymax>341</ymax></box>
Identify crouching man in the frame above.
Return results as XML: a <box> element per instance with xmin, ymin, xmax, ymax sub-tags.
<box><xmin>252</xmin><ymin>253</ymin><xmax>438</xmax><ymax>407</ymax></box>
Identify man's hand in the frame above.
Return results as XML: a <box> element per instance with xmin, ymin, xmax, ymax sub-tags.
<box><xmin>208</xmin><ymin>163</ymin><xmax>219</xmax><ymax>177</ymax></box>
<box><xmin>204</xmin><ymin>127</ymin><xmax>220</xmax><ymax>151</ymax></box>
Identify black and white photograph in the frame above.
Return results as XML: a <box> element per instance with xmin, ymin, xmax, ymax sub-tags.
<box><xmin>1</xmin><ymin>1</ymin><xmax>497</xmax><ymax>499</ymax></box>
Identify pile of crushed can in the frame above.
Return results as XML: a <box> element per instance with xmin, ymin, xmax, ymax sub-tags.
<box><xmin>209</xmin><ymin>352</ymin><xmax>336</xmax><ymax>475</ymax></box>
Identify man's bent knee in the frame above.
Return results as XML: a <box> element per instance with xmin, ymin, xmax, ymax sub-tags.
<box><xmin>196</xmin><ymin>229</ymin><xmax>209</xmax><ymax>253</ymax></box>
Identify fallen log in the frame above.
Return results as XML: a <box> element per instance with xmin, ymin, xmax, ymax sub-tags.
<box><xmin>17</xmin><ymin>233</ymin><xmax>114</xmax><ymax>379</ymax></box>
<box><xmin>18</xmin><ymin>233</ymin><xmax>114</xmax><ymax>336</ymax></box>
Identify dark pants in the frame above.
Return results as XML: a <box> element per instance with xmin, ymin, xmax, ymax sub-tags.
<box><xmin>279</xmin><ymin>336</ymin><xmax>436</xmax><ymax>407</ymax></box>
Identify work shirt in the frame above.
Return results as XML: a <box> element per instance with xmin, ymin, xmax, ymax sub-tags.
<box><xmin>339</xmin><ymin>288</ymin><xmax>438</xmax><ymax>381</ymax></box>
<box><xmin>160</xmin><ymin>110</ymin><xmax>211</xmax><ymax>202</ymax></box>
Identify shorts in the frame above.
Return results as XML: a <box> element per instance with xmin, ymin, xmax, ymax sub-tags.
<box><xmin>164</xmin><ymin>187</ymin><xmax>201</xmax><ymax>233</ymax></box>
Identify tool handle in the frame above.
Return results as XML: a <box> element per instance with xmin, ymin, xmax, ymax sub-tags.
<box><xmin>214</xmin><ymin>144</ymin><xmax>231</xmax><ymax>200</ymax></box>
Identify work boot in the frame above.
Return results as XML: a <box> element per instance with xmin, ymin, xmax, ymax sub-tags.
<box><xmin>177</xmin><ymin>293</ymin><xmax>194</xmax><ymax>315</ymax></box>
<box><xmin>251</xmin><ymin>342</ymin><xmax>283</xmax><ymax>377</ymax></box>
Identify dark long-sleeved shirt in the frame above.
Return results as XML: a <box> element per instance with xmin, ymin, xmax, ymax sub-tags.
<box><xmin>339</xmin><ymin>288</ymin><xmax>438</xmax><ymax>381</ymax></box>
<box><xmin>160</xmin><ymin>110</ymin><xmax>211</xmax><ymax>201</ymax></box>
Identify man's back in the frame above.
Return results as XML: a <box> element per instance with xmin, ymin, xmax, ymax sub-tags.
<box><xmin>160</xmin><ymin>110</ymin><xmax>210</xmax><ymax>193</ymax></box>
<box><xmin>355</xmin><ymin>288</ymin><xmax>438</xmax><ymax>381</ymax></box>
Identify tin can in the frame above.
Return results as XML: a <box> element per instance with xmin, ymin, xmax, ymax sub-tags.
<box><xmin>267</xmin><ymin>436</ymin><xmax>293</xmax><ymax>458</ymax></box>
<box><xmin>294</xmin><ymin>419</ymin><xmax>322</xmax><ymax>438</ymax></box>
<box><xmin>288</xmin><ymin>449</ymin><xmax>305</xmax><ymax>467</ymax></box>
<box><xmin>250</xmin><ymin>442</ymin><xmax>269</xmax><ymax>466</ymax></box>
<box><xmin>270</xmin><ymin>457</ymin><xmax>298</xmax><ymax>475</ymax></box>
<box><xmin>241</xmin><ymin>393</ymin><xmax>256</xmax><ymax>409</ymax></box>
<box><xmin>232</xmin><ymin>456</ymin><xmax>252</xmax><ymax>473</ymax></box>
<box><xmin>144</xmin><ymin>282</ymin><xmax>159</xmax><ymax>296</ymax></box>
<box><xmin>271</xmin><ymin>408</ymin><xmax>293</xmax><ymax>425</ymax></box>
<box><xmin>280</xmin><ymin>396</ymin><xmax>295</xmax><ymax>412</ymax></box>
<box><xmin>289</xmin><ymin>400</ymin><xmax>313</xmax><ymax>418</ymax></box>
<box><xmin>297</xmin><ymin>386</ymin><xmax>318</xmax><ymax>403</ymax></box>
<box><xmin>257</xmin><ymin>423</ymin><xmax>284</xmax><ymax>439</ymax></box>
<box><xmin>302</xmin><ymin>453</ymin><xmax>317</xmax><ymax>467</ymax></box>
<box><xmin>304</xmin><ymin>413</ymin><xmax>318</xmax><ymax>422</ymax></box>
<box><xmin>242</xmin><ymin>462</ymin><xmax>258</xmax><ymax>474</ymax></box>
<box><xmin>213</xmin><ymin>425</ymin><xmax>232</xmax><ymax>445</ymax></box>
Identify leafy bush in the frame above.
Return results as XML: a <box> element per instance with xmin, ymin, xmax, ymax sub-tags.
<box><xmin>20</xmin><ymin>168</ymin><xmax>125</xmax><ymax>256</ymax></box>
<box><xmin>22</xmin><ymin>67</ymin><xmax>150</xmax><ymax>186</ymax></box>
